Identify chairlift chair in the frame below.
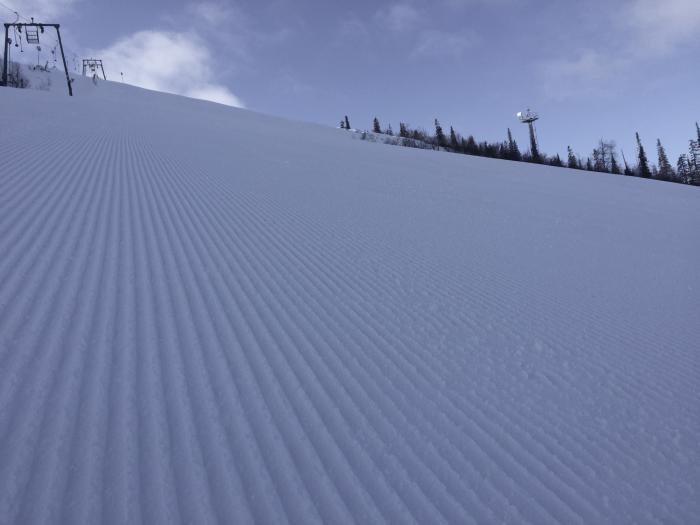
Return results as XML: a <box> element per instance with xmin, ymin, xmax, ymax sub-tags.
<box><xmin>25</xmin><ymin>27</ymin><xmax>40</xmax><ymax>44</ymax></box>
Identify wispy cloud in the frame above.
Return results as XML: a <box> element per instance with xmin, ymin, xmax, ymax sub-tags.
<box><xmin>186</xmin><ymin>1</ymin><xmax>239</xmax><ymax>26</ymax></box>
<box><xmin>442</xmin><ymin>0</ymin><xmax>518</xmax><ymax>7</ymax></box>
<box><xmin>411</xmin><ymin>29</ymin><xmax>479</xmax><ymax>59</ymax></box>
<box><xmin>626</xmin><ymin>0</ymin><xmax>700</xmax><ymax>55</ymax></box>
<box><xmin>94</xmin><ymin>30</ymin><xmax>244</xmax><ymax>107</ymax></box>
<box><xmin>2</xmin><ymin>0</ymin><xmax>79</xmax><ymax>20</ymax></box>
<box><xmin>370</xmin><ymin>3</ymin><xmax>480</xmax><ymax>59</ymax></box>
<box><xmin>540</xmin><ymin>0</ymin><xmax>700</xmax><ymax>100</ymax></box>
<box><xmin>374</xmin><ymin>3</ymin><xmax>420</xmax><ymax>32</ymax></box>
<box><xmin>541</xmin><ymin>50</ymin><xmax>628</xmax><ymax>100</ymax></box>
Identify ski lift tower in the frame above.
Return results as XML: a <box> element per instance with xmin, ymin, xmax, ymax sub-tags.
<box><xmin>82</xmin><ymin>58</ymin><xmax>106</xmax><ymax>80</ymax></box>
<box><xmin>517</xmin><ymin>108</ymin><xmax>540</xmax><ymax>161</ymax></box>
<box><xmin>2</xmin><ymin>18</ymin><xmax>72</xmax><ymax>95</ymax></box>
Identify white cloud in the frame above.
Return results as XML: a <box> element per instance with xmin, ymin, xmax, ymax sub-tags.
<box><xmin>187</xmin><ymin>2</ymin><xmax>236</xmax><ymax>26</ymax></box>
<box><xmin>540</xmin><ymin>0</ymin><xmax>700</xmax><ymax>100</ymax></box>
<box><xmin>185</xmin><ymin>85</ymin><xmax>243</xmax><ymax>107</ymax></box>
<box><xmin>95</xmin><ymin>30</ymin><xmax>243</xmax><ymax>107</ymax></box>
<box><xmin>626</xmin><ymin>0</ymin><xmax>700</xmax><ymax>55</ymax></box>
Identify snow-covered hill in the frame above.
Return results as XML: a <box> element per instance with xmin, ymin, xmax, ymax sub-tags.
<box><xmin>1</xmin><ymin>72</ymin><xmax>699</xmax><ymax>524</ymax></box>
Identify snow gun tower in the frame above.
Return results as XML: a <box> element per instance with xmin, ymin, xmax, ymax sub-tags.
<box><xmin>82</xmin><ymin>58</ymin><xmax>106</xmax><ymax>80</ymax></box>
<box><xmin>2</xmin><ymin>17</ymin><xmax>72</xmax><ymax>96</ymax></box>
<box><xmin>517</xmin><ymin>109</ymin><xmax>540</xmax><ymax>161</ymax></box>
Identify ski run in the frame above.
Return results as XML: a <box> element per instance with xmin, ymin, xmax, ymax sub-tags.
<box><xmin>1</xmin><ymin>73</ymin><xmax>699</xmax><ymax>524</ymax></box>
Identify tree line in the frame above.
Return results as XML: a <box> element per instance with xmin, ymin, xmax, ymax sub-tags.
<box><xmin>340</xmin><ymin>115</ymin><xmax>700</xmax><ymax>187</ymax></box>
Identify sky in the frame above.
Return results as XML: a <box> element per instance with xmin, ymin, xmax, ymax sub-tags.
<box><xmin>2</xmin><ymin>0</ymin><xmax>699</xmax><ymax>162</ymax></box>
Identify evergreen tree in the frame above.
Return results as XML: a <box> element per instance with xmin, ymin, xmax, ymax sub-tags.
<box><xmin>592</xmin><ymin>148</ymin><xmax>605</xmax><ymax>172</ymax></box>
<box><xmin>677</xmin><ymin>155</ymin><xmax>691</xmax><ymax>184</ymax></box>
<box><xmin>344</xmin><ymin>115</ymin><xmax>351</xmax><ymax>130</ymax></box>
<box><xmin>656</xmin><ymin>139</ymin><xmax>674</xmax><ymax>181</ymax></box>
<box><xmin>449</xmin><ymin>126</ymin><xmax>460</xmax><ymax>151</ymax></box>
<box><xmin>621</xmin><ymin>150</ymin><xmax>634</xmax><ymax>176</ymax></box>
<box><xmin>585</xmin><ymin>157</ymin><xmax>593</xmax><ymax>171</ymax></box>
<box><xmin>464</xmin><ymin>135</ymin><xmax>478</xmax><ymax>155</ymax></box>
<box><xmin>399</xmin><ymin>122</ymin><xmax>409</xmax><ymax>138</ymax></box>
<box><xmin>689</xmin><ymin>139</ymin><xmax>700</xmax><ymax>186</ymax></box>
<box><xmin>481</xmin><ymin>142</ymin><xmax>498</xmax><ymax>158</ymax></box>
<box><xmin>690</xmin><ymin>124</ymin><xmax>700</xmax><ymax>186</ymax></box>
<box><xmin>507</xmin><ymin>128</ymin><xmax>522</xmax><ymax>161</ymax></box>
<box><xmin>373</xmin><ymin>117</ymin><xmax>382</xmax><ymax>134</ymax></box>
<box><xmin>549</xmin><ymin>154</ymin><xmax>564</xmax><ymax>167</ymax></box>
<box><xmin>434</xmin><ymin>119</ymin><xmax>447</xmax><ymax>149</ymax></box>
<box><xmin>339</xmin><ymin>119</ymin><xmax>345</xmax><ymax>129</ymax></box>
<box><xmin>386</xmin><ymin>124</ymin><xmax>394</xmax><ymax>136</ymax></box>
<box><xmin>528</xmin><ymin>126</ymin><xmax>541</xmax><ymax>163</ymax></box>
<box><xmin>610</xmin><ymin>151</ymin><xmax>621</xmax><ymax>174</ymax></box>
<box><xmin>567</xmin><ymin>146</ymin><xmax>578</xmax><ymax>169</ymax></box>
<box><xmin>635</xmin><ymin>132</ymin><xmax>652</xmax><ymax>178</ymax></box>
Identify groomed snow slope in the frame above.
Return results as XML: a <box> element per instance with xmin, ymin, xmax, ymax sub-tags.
<box><xmin>1</xmin><ymin>75</ymin><xmax>699</xmax><ymax>524</ymax></box>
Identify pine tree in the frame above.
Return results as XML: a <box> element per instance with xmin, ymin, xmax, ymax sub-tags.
<box><xmin>656</xmin><ymin>139</ymin><xmax>674</xmax><ymax>181</ymax></box>
<box><xmin>399</xmin><ymin>122</ymin><xmax>409</xmax><ymax>138</ymax></box>
<box><xmin>689</xmin><ymin>137</ymin><xmax>700</xmax><ymax>186</ymax></box>
<box><xmin>507</xmin><ymin>128</ymin><xmax>522</xmax><ymax>161</ymax></box>
<box><xmin>610</xmin><ymin>152</ymin><xmax>621</xmax><ymax>174</ymax></box>
<box><xmin>339</xmin><ymin>119</ymin><xmax>345</xmax><ymax>129</ymax></box>
<box><xmin>621</xmin><ymin>150</ymin><xmax>634</xmax><ymax>176</ymax></box>
<box><xmin>690</xmin><ymin>123</ymin><xmax>700</xmax><ymax>185</ymax></box>
<box><xmin>344</xmin><ymin>115</ymin><xmax>351</xmax><ymax>130</ymax></box>
<box><xmin>677</xmin><ymin>155</ymin><xmax>691</xmax><ymax>184</ymax></box>
<box><xmin>567</xmin><ymin>146</ymin><xmax>578</xmax><ymax>169</ymax></box>
<box><xmin>528</xmin><ymin>126</ymin><xmax>541</xmax><ymax>163</ymax></box>
<box><xmin>481</xmin><ymin>142</ymin><xmax>498</xmax><ymax>158</ymax></box>
<box><xmin>635</xmin><ymin>132</ymin><xmax>651</xmax><ymax>178</ymax></box>
<box><xmin>386</xmin><ymin>124</ymin><xmax>394</xmax><ymax>136</ymax></box>
<box><xmin>434</xmin><ymin>119</ymin><xmax>447</xmax><ymax>149</ymax></box>
<box><xmin>373</xmin><ymin>117</ymin><xmax>381</xmax><ymax>134</ymax></box>
<box><xmin>592</xmin><ymin>148</ymin><xmax>604</xmax><ymax>172</ymax></box>
<box><xmin>463</xmin><ymin>135</ymin><xmax>477</xmax><ymax>155</ymax></box>
<box><xmin>585</xmin><ymin>157</ymin><xmax>593</xmax><ymax>171</ymax></box>
<box><xmin>550</xmin><ymin>154</ymin><xmax>564</xmax><ymax>167</ymax></box>
<box><xmin>449</xmin><ymin>126</ymin><xmax>459</xmax><ymax>151</ymax></box>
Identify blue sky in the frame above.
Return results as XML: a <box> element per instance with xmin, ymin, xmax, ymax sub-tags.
<box><xmin>3</xmin><ymin>0</ymin><xmax>699</xmax><ymax>162</ymax></box>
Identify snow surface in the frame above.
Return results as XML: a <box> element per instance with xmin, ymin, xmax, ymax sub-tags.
<box><xmin>1</xmin><ymin>70</ymin><xmax>699</xmax><ymax>524</ymax></box>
